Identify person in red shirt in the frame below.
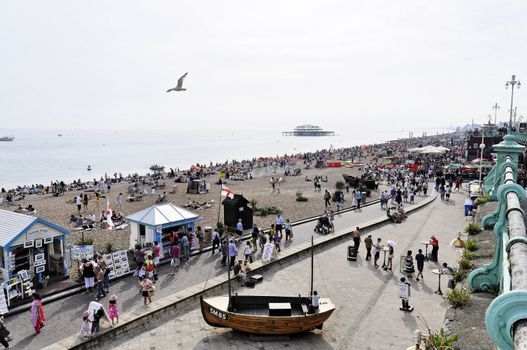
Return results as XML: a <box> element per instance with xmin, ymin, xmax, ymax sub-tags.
<box><xmin>430</xmin><ymin>236</ymin><xmax>439</xmax><ymax>262</ymax></box>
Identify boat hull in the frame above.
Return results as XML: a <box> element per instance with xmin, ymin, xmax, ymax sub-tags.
<box><xmin>200</xmin><ymin>295</ymin><xmax>335</xmax><ymax>335</ymax></box>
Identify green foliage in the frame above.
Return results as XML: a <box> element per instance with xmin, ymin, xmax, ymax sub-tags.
<box><xmin>475</xmin><ymin>194</ymin><xmax>491</xmax><ymax>206</ymax></box>
<box><xmin>465</xmin><ymin>239</ymin><xmax>479</xmax><ymax>252</ymax></box>
<box><xmin>104</xmin><ymin>241</ymin><xmax>114</xmax><ymax>254</ymax></box>
<box><xmin>452</xmin><ymin>267</ymin><xmax>469</xmax><ymax>282</ymax></box>
<box><xmin>464</xmin><ymin>223</ymin><xmax>482</xmax><ymax>235</ymax></box>
<box><xmin>295</xmin><ymin>191</ymin><xmax>308</xmax><ymax>202</ymax></box>
<box><xmin>249</xmin><ymin>198</ymin><xmax>258</xmax><ymax>209</ymax></box>
<box><xmin>216</xmin><ymin>222</ymin><xmax>226</xmax><ymax>234</ymax></box>
<box><xmin>335</xmin><ymin>181</ymin><xmax>345</xmax><ymax>191</ymax></box>
<box><xmin>462</xmin><ymin>249</ymin><xmax>474</xmax><ymax>260</ymax></box>
<box><xmin>446</xmin><ymin>288</ymin><xmax>471</xmax><ymax>308</ymax></box>
<box><xmin>458</xmin><ymin>256</ymin><xmax>472</xmax><ymax>270</ymax></box>
<box><xmin>254</xmin><ymin>205</ymin><xmax>282</xmax><ymax>216</ymax></box>
<box><xmin>427</xmin><ymin>327</ymin><xmax>459</xmax><ymax>349</ymax></box>
<box><xmin>77</xmin><ymin>237</ymin><xmax>94</xmax><ymax>246</ymax></box>
<box><xmin>332</xmin><ymin>190</ymin><xmax>340</xmax><ymax>202</ymax></box>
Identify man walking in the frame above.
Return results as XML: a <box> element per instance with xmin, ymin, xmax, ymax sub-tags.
<box><xmin>324</xmin><ymin>190</ymin><xmax>331</xmax><ymax>208</ymax></box>
<box><xmin>211</xmin><ymin>228</ymin><xmax>220</xmax><ymax>255</ymax></box>
<box><xmin>228</xmin><ymin>239</ymin><xmax>238</xmax><ymax>270</ymax></box>
<box><xmin>430</xmin><ymin>235</ymin><xmax>439</xmax><ymax>262</ymax></box>
<box><xmin>355</xmin><ymin>190</ymin><xmax>362</xmax><ymax>209</ymax></box>
<box><xmin>275</xmin><ymin>214</ymin><xmax>283</xmax><ymax>236</ymax></box>
<box><xmin>373</xmin><ymin>238</ymin><xmax>382</xmax><ymax>267</ymax></box>
<box><xmin>352</xmin><ymin>227</ymin><xmax>361</xmax><ymax>251</ymax></box>
<box><xmin>415</xmin><ymin>249</ymin><xmax>425</xmax><ymax>281</ymax></box>
<box><xmin>364</xmin><ymin>234</ymin><xmax>373</xmax><ymax>260</ymax></box>
<box><xmin>235</xmin><ymin>219</ymin><xmax>243</xmax><ymax>241</ymax></box>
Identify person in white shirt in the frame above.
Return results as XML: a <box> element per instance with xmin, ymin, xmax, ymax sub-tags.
<box><xmin>244</xmin><ymin>241</ymin><xmax>253</xmax><ymax>263</ymax></box>
<box><xmin>309</xmin><ymin>291</ymin><xmax>320</xmax><ymax>313</ymax></box>
<box><xmin>76</xmin><ymin>195</ymin><xmax>82</xmax><ymax>214</ymax></box>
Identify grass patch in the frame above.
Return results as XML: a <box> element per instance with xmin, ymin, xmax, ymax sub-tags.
<box><xmin>446</xmin><ymin>288</ymin><xmax>471</xmax><ymax>308</ymax></box>
<box><xmin>464</xmin><ymin>223</ymin><xmax>482</xmax><ymax>235</ymax></box>
<box><xmin>465</xmin><ymin>239</ymin><xmax>479</xmax><ymax>251</ymax></box>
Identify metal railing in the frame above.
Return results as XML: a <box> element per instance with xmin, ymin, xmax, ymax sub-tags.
<box><xmin>468</xmin><ymin>138</ymin><xmax>527</xmax><ymax>349</ymax></box>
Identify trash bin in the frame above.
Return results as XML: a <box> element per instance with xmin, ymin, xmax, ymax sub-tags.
<box><xmin>222</xmin><ymin>194</ymin><xmax>253</xmax><ymax>229</ymax></box>
<box><xmin>204</xmin><ymin>226</ymin><xmax>212</xmax><ymax>244</ymax></box>
<box><xmin>347</xmin><ymin>246</ymin><xmax>357</xmax><ymax>261</ymax></box>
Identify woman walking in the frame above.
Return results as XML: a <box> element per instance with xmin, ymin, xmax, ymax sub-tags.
<box><xmin>80</xmin><ymin>259</ymin><xmax>96</xmax><ymax>293</ymax></box>
<box><xmin>31</xmin><ymin>293</ymin><xmax>45</xmax><ymax>334</ymax></box>
<box><xmin>0</xmin><ymin>312</ymin><xmax>10</xmax><ymax>349</ymax></box>
<box><xmin>404</xmin><ymin>250</ymin><xmax>415</xmax><ymax>278</ymax></box>
<box><xmin>139</xmin><ymin>278</ymin><xmax>155</xmax><ymax>309</ymax></box>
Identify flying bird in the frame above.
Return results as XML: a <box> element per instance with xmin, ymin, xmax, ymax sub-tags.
<box><xmin>167</xmin><ymin>72</ymin><xmax>188</xmax><ymax>92</ymax></box>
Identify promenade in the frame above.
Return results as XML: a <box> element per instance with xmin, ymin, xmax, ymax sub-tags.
<box><xmin>106</xmin><ymin>190</ymin><xmax>467</xmax><ymax>350</ymax></box>
<box><xmin>6</xmin><ymin>193</ymin><xmax>429</xmax><ymax>349</ymax></box>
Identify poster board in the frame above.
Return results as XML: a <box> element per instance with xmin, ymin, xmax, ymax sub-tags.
<box><xmin>261</xmin><ymin>243</ymin><xmax>274</xmax><ymax>262</ymax></box>
<box><xmin>107</xmin><ymin>251</ymin><xmax>130</xmax><ymax>280</ymax></box>
<box><xmin>71</xmin><ymin>245</ymin><xmax>95</xmax><ymax>261</ymax></box>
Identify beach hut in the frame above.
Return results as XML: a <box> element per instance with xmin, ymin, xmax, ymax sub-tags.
<box><xmin>126</xmin><ymin>203</ymin><xmax>203</xmax><ymax>254</ymax></box>
<box><xmin>0</xmin><ymin>209</ymin><xmax>70</xmax><ymax>283</ymax></box>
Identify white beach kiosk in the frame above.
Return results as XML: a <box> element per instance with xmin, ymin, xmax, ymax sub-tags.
<box><xmin>0</xmin><ymin>209</ymin><xmax>70</xmax><ymax>308</ymax></box>
<box><xmin>126</xmin><ymin>203</ymin><xmax>202</xmax><ymax>255</ymax></box>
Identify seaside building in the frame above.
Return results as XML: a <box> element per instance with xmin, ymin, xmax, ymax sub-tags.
<box><xmin>0</xmin><ymin>209</ymin><xmax>70</xmax><ymax>309</ymax></box>
<box><xmin>126</xmin><ymin>203</ymin><xmax>203</xmax><ymax>254</ymax></box>
<box><xmin>282</xmin><ymin>124</ymin><xmax>335</xmax><ymax>137</ymax></box>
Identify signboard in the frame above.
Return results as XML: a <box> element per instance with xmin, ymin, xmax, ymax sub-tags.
<box><xmin>106</xmin><ymin>251</ymin><xmax>130</xmax><ymax>280</ymax></box>
<box><xmin>71</xmin><ymin>245</ymin><xmax>95</xmax><ymax>260</ymax></box>
<box><xmin>261</xmin><ymin>243</ymin><xmax>274</xmax><ymax>262</ymax></box>
<box><xmin>398</xmin><ymin>282</ymin><xmax>410</xmax><ymax>299</ymax></box>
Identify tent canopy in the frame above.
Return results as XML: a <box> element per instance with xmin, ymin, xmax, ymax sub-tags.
<box><xmin>125</xmin><ymin>203</ymin><xmax>199</xmax><ymax>227</ymax></box>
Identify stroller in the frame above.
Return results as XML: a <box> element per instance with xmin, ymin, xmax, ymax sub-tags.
<box><xmin>314</xmin><ymin>216</ymin><xmax>331</xmax><ymax>234</ymax></box>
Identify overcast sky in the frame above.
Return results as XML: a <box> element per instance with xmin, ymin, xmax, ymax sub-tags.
<box><xmin>1</xmin><ymin>1</ymin><xmax>526</xmax><ymax>133</ymax></box>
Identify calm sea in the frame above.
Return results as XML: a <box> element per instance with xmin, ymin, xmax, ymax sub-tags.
<box><xmin>0</xmin><ymin>128</ymin><xmax>429</xmax><ymax>189</ymax></box>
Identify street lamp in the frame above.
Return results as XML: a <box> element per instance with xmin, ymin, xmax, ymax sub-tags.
<box><xmin>479</xmin><ymin>141</ymin><xmax>485</xmax><ymax>194</ymax></box>
<box><xmin>492</xmin><ymin>103</ymin><xmax>500</xmax><ymax>125</ymax></box>
<box><xmin>505</xmin><ymin>75</ymin><xmax>521</xmax><ymax>133</ymax></box>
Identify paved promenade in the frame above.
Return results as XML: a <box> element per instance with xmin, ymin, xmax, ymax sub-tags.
<box><xmin>107</xmin><ymin>190</ymin><xmax>467</xmax><ymax>350</ymax></box>
<box><xmin>5</xmin><ymin>194</ymin><xmax>428</xmax><ymax>349</ymax></box>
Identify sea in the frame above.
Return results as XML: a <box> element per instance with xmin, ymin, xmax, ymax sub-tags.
<box><xmin>0</xmin><ymin>128</ymin><xmax>444</xmax><ymax>189</ymax></box>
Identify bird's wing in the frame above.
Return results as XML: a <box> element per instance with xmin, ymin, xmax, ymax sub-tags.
<box><xmin>166</xmin><ymin>88</ymin><xmax>175</xmax><ymax>93</ymax></box>
<box><xmin>176</xmin><ymin>72</ymin><xmax>188</xmax><ymax>89</ymax></box>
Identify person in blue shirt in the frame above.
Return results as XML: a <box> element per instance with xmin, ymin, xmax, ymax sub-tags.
<box><xmin>355</xmin><ymin>190</ymin><xmax>362</xmax><ymax>209</ymax></box>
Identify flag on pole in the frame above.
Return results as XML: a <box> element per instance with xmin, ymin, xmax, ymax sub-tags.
<box><xmin>221</xmin><ymin>185</ymin><xmax>234</xmax><ymax>199</ymax></box>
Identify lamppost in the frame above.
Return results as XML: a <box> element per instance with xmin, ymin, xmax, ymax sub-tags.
<box><xmin>505</xmin><ymin>75</ymin><xmax>521</xmax><ymax>134</ymax></box>
<box><xmin>479</xmin><ymin>139</ymin><xmax>485</xmax><ymax>194</ymax></box>
<box><xmin>492</xmin><ymin>103</ymin><xmax>500</xmax><ymax>125</ymax></box>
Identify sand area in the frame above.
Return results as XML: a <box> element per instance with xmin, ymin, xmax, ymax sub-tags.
<box><xmin>10</xmin><ymin>166</ymin><xmax>369</xmax><ymax>252</ymax></box>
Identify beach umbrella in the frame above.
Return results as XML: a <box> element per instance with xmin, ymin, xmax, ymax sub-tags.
<box><xmin>387</xmin><ymin>240</ymin><xmax>397</xmax><ymax>248</ymax></box>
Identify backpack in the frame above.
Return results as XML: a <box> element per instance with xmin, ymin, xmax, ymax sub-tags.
<box><xmin>145</xmin><ymin>262</ymin><xmax>154</xmax><ymax>272</ymax></box>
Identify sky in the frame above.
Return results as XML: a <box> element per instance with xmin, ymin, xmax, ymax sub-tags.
<box><xmin>1</xmin><ymin>1</ymin><xmax>527</xmax><ymax>133</ymax></box>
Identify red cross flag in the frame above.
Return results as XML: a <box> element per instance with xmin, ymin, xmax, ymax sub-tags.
<box><xmin>221</xmin><ymin>185</ymin><xmax>234</xmax><ymax>199</ymax></box>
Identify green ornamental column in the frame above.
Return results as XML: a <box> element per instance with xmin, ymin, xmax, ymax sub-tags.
<box><xmin>484</xmin><ymin>135</ymin><xmax>524</xmax><ymax>198</ymax></box>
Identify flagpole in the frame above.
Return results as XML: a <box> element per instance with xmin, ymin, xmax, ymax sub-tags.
<box><xmin>217</xmin><ymin>184</ymin><xmax>222</xmax><ymax>225</ymax></box>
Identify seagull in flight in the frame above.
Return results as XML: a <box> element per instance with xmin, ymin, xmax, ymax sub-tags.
<box><xmin>167</xmin><ymin>72</ymin><xmax>188</xmax><ymax>92</ymax></box>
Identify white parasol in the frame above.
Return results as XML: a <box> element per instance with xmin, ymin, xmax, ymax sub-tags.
<box><xmin>387</xmin><ymin>240</ymin><xmax>397</xmax><ymax>248</ymax></box>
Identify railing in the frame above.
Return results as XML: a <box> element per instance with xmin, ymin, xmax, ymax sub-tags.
<box><xmin>468</xmin><ymin>134</ymin><xmax>527</xmax><ymax>350</ymax></box>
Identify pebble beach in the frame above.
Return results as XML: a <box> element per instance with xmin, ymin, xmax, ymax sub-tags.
<box><xmin>8</xmin><ymin>165</ymin><xmax>365</xmax><ymax>252</ymax></box>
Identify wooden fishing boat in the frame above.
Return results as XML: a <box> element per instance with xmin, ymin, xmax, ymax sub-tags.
<box><xmin>200</xmin><ymin>237</ymin><xmax>336</xmax><ymax>335</ymax></box>
<box><xmin>200</xmin><ymin>295</ymin><xmax>335</xmax><ymax>335</ymax></box>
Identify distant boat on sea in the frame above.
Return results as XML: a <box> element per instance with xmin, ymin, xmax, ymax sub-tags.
<box><xmin>0</xmin><ymin>136</ymin><xmax>15</xmax><ymax>142</ymax></box>
<box><xmin>87</xmin><ymin>165</ymin><xmax>92</xmax><ymax>171</ymax></box>
<box><xmin>282</xmin><ymin>124</ymin><xmax>335</xmax><ymax>137</ymax></box>
<box><xmin>58</xmin><ymin>133</ymin><xmax>62</xmax><ymax>137</ymax></box>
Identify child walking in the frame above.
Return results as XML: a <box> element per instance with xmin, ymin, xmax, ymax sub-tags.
<box><xmin>80</xmin><ymin>310</ymin><xmax>91</xmax><ymax>338</ymax></box>
<box><xmin>108</xmin><ymin>295</ymin><xmax>120</xmax><ymax>325</ymax></box>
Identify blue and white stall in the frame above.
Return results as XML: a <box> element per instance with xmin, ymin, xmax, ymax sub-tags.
<box><xmin>0</xmin><ymin>209</ymin><xmax>70</xmax><ymax>308</ymax></box>
<box><xmin>126</xmin><ymin>203</ymin><xmax>202</xmax><ymax>255</ymax></box>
